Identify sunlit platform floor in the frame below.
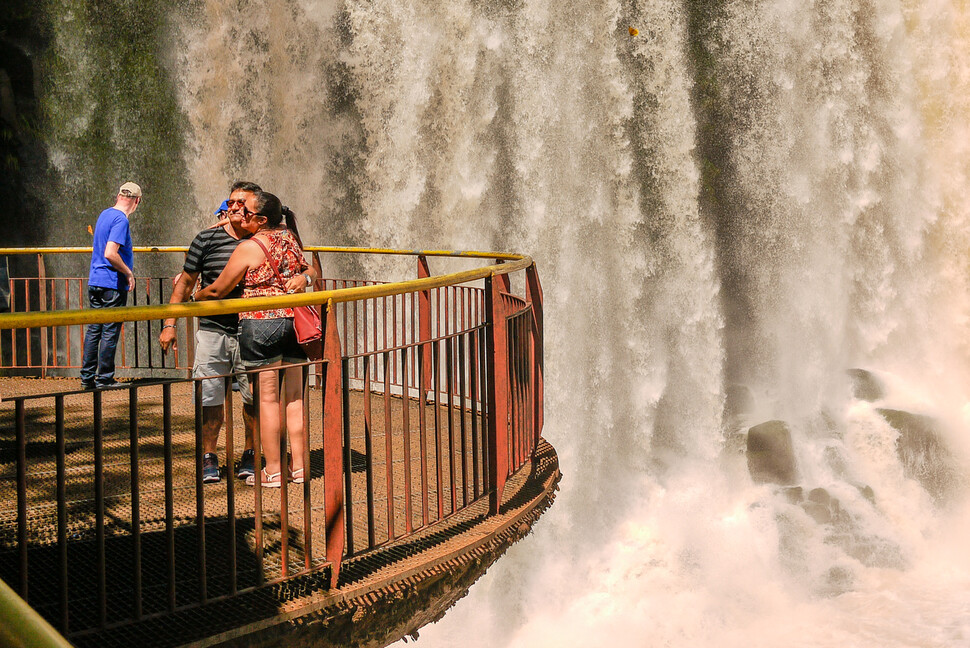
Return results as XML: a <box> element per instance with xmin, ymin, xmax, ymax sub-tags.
<box><xmin>0</xmin><ymin>377</ymin><xmax>561</xmax><ymax>647</ymax></box>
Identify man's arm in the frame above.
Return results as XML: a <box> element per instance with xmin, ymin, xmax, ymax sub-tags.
<box><xmin>104</xmin><ymin>241</ymin><xmax>135</xmax><ymax>291</ymax></box>
<box><xmin>159</xmin><ymin>270</ymin><xmax>199</xmax><ymax>354</ymax></box>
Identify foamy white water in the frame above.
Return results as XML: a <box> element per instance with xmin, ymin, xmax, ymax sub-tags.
<box><xmin>167</xmin><ymin>0</ymin><xmax>970</xmax><ymax>645</ymax></box>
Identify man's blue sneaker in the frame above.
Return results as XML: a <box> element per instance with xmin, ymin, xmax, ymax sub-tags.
<box><xmin>202</xmin><ymin>452</ymin><xmax>221</xmax><ymax>484</ymax></box>
<box><xmin>236</xmin><ymin>449</ymin><xmax>255</xmax><ymax>480</ymax></box>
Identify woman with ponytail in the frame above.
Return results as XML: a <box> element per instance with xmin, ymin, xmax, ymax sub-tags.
<box><xmin>195</xmin><ymin>191</ymin><xmax>318</xmax><ymax>487</ymax></box>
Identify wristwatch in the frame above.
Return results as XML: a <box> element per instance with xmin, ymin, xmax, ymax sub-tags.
<box><xmin>304</xmin><ymin>273</ymin><xmax>312</xmax><ymax>286</ymax></box>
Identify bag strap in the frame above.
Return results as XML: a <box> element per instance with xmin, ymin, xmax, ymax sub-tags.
<box><xmin>251</xmin><ymin>236</ymin><xmax>286</xmax><ymax>285</ymax></box>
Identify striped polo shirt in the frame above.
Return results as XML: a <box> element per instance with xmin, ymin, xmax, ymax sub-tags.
<box><xmin>184</xmin><ymin>226</ymin><xmax>248</xmax><ymax>334</ymax></box>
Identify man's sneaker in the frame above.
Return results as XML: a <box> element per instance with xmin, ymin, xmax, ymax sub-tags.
<box><xmin>202</xmin><ymin>453</ymin><xmax>221</xmax><ymax>484</ymax></box>
<box><xmin>81</xmin><ymin>380</ymin><xmax>95</xmax><ymax>390</ymax></box>
<box><xmin>236</xmin><ymin>449</ymin><xmax>255</xmax><ymax>480</ymax></box>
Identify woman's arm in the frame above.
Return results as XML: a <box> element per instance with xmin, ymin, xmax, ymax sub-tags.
<box><xmin>283</xmin><ymin>263</ymin><xmax>318</xmax><ymax>293</ymax></box>
<box><xmin>194</xmin><ymin>241</ymin><xmax>258</xmax><ymax>301</ymax></box>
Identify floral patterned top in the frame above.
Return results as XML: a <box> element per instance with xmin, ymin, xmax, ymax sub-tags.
<box><xmin>241</xmin><ymin>228</ymin><xmax>309</xmax><ymax>320</ymax></box>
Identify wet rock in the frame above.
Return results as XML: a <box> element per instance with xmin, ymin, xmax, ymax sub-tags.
<box><xmin>747</xmin><ymin>420</ymin><xmax>798</xmax><ymax>485</ymax></box>
<box><xmin>784</xmin><ymin>485</ymin><xmax>903</xmax><ymax>570</ymax></box>
<box><xmin>877</xmin><ymin>408</ymin><xmax>960</xmax><ymax>503</ymax></box>
<box><xmin>847</xmin><ymin>368</ymin><xmax>886</xmax><ymax>402</ymax></box>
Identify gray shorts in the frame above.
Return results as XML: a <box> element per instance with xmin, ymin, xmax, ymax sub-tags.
<box><xmin>192</xmin><ymin>329</ymin><xmax>253</xmax><ymax>407</ymax></box>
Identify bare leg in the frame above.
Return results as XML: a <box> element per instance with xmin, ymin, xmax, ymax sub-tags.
<box><xmin>256</xmin><ymin>364</ymin><xmax>283</xmax><ymax>475</ymax></box>
<box><xmin>242</xmin><ymin>402</ymin><xmax>256</xmax><ymax>451</ymax></box>
<box><xmin>283</xmin><ymin>365</ymin><xmax>306</xmax><ymax>473</ymax></box>
<box><xmin>201</xmin><ymin>405</ymin><xmax>222</xmax><ymax>455</ymax></box>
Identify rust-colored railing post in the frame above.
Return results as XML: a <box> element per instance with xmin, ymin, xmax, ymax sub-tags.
<box><xmin>485</xmin><ymin>274</ymin><xmax>510</xmax><ymax>515</ymax></box>
<box><xmin>36</xmin><ymin>254</ymin><xmax>49</xmax><ymax>377</ymax></box>
<box><xmin>311</xmin><ymin>251</ymin><xmax>326</xmax><ymax>388</ymax></box>
<box><xmin>494</xmin><ymin>259</ymin><xmax>511</xmax><ymax>293</ymax></box>
<box><xmin>417</xmin><ymin>256</ymin><xmax>432</xmax><ymax>394</ymax></box>
<box><xmin>526</xmin><ymin>264</ymin><xmax>544</xmax><ymax>454</ymax></box>
<box><xmin>322</xmin><ymin>300</ymin><xmax>345</xmax><ymax>587</ymax></box>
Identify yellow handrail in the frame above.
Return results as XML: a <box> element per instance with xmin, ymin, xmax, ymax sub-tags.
<box><xmin>0</xmin><ymin>245</ymin><xmax>525</xmax><ymax>261</ymax></box>
<box><xmin>0</xmin><ymin>579</ymin><xmax>73</xmax><ymax>648</ymax></box>
<box><xmin>0</xmin><ymin>248</ymin><xmax>533</xmax><ymax>330</ymax></box>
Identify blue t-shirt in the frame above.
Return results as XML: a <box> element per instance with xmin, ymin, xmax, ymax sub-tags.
<box><xmin>88</xmin><ymin>208</ymin><xmax>133</xmax><ymax>291</ymax></box>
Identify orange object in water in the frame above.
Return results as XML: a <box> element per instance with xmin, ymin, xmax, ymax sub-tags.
<box><xmin>629</xmin><ymin>26</ymin><xmax>639</xmax><ymax>37</ymax></box>
<box><xmin>87</xmin><ymin>224</ymin><xmax>93</xmax><ymax>235</ymax></box>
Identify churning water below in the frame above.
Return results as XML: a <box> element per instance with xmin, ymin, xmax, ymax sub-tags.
<box><xmin>41</xmin><ymin>0</ymin><xmax>970</xmax><ymax>644</ymax></box>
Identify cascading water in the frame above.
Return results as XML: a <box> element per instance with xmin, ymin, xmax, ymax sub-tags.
<box><xmin>24</xmin><ymin>0</ymin><xmax>970</xmax><ymax>644</ymax></box>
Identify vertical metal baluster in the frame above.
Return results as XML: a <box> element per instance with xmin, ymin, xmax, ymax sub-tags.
<box><xmin>510</xmin><ymin>316</ymin><xmax>518</xmax><ymax>468</ymax></box>
<box><xmin>94</xmin><ymin>391</ymin><xmax>106</xmax><ymax>627</ymax></box>
<box><xmin>341</xmin><ymin>359</ymin><xmax>354</xmax><ymax>554</ymax></box>
<box><xmin>470</xmin><ymin>329</ymin><xmax>481</xmax><ymax>499</ymax></box>
<box><xmin>194</xmin><ymin>380</ymin><xmax>206</xmax><ymax>603</ymax></box>
<box><xmin>253</xmin><ymin>376</ymin><xmax>264</xmax><ymax>587</ymax></box>
<box><xmin>302</xmin><ymin>364</ymin><xmax>312</xmax><ymax>572</ymax></box>
<box><xmin>384</xmin><ymin>351</ymin><xmax>394</xmax><ymax>541</ymax></box>
<box><xmin>24</xmin><ymin>279</ymin><xmax>31</xmax><ymax>369</ymax></box>
<box><xmin>392</xmin><ymin>295</ymin><xmax>398</xmax><ymax>385</ymax></box>
<box><xmin>433</xmin><ymin>340</ymin><xmax>443</xmax><ymax>520</ymax></box>
<box><xmin>279</xmin><ymin>367</ymin><xmax>289</xmax><ymax>579</ymax></box>
<box><xmin>15</xmin><ymin>400</ymin><xmax>27</xmax><ymax>600</ymax></box>
<box><xmin>163</xmin><ymin>383</ymin><xmax>176</xmax><ymax>612</ymax></box>
<box><xmin>55</xmin><ymin>396</ymin><xmax>68</xmax><ymax>633</ymax></box>
<box><xmin>478</xmin><ymin>326</ymin><xmax>489</xmax><ymax>496</ymax></box>
<box><xmin>446</xmin><ymin>336</ymin><xmax>456</xmax><ymax>514</ymax></box>
<box><xmin>9</xmin><ymin>281</ymin><xmax>16</xmax><ymax>367</ymax></box>
<box><xmin>363</xmin><ymin>356</ymin><xmax>375</xmax><ymax>548</ymax></box>
<box><xmin>65</xmin><ymin>280</ymin><xmax>72</xmax><ymax>367</ymax></box>
<box><xmin>400</xmin><ymin>348</ymin><xmax>413</xmax><ymax>533</ymax></box>
<box><xmin>418</xmin><ymin>338</ymin><xmax>429</xmax><ymax>528</ymax></box>
<box><xmin>458</xmin><ymin>334</ymin><xmax>468</xmax><ymax>508</ymax></box>
<box><xmin>129</xmin><ymin>387</ymin><xmax>142</xmax><ymax>619</ymax></box>
<box><xmin>224</xmin><ymin>376</ymin><xmax>237</xmax><ymax>595</ymax></box>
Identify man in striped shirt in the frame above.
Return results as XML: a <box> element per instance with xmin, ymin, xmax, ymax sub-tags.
<box><xmin>159</xmin><ymin>181</ymin><xmax>260</xmax><ymax>483</ymax></box>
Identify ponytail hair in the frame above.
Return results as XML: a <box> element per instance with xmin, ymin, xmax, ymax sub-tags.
<box><xmin>282</xmin><ymin>205</ymin><xmax>304</xmax><ymax>249</ymax></box>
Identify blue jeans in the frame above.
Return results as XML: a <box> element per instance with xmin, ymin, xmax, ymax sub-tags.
<box><xmin>80</xmin><ymin>286</ymin><xmax>128</xmax><ymax>385</ymax></box>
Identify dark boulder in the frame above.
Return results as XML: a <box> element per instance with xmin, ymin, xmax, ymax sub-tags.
<box><xmin>847</xmin><ymin>368</ymin><xmax>886</xmax><ymax>402</ymax></box>
<box><xmin>747</xmin><ymin>420</ymin><xmax>798</xmax><ymax>485</ymax></box>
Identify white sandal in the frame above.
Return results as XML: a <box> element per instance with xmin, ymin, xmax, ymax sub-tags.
<box><xmin>246</xmin><ymin>469</ymin><xmax>282</xmax><ymax>488</ymax></box>
<box><xmin>289</xmin><ymin>468</ymin><xmax>305</xmax><ymax>484</ymax></box>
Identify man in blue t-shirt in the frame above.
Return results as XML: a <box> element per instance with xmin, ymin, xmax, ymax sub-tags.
<box><xmin>80</xmin><ymin>181</ymin><xmax>141</xmax><ymax>389</ymax></box>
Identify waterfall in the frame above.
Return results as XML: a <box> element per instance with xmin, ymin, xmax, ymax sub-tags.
<box><xmin>29</xmin><ymin>0</ymin><xmax>970</xmax><ymax>644</ymax></box>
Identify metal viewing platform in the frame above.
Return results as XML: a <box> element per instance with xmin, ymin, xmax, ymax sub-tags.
<box><xmin>0</xmin><ymin>247</ymin><xmax>558</xmax><ymax>647</ymax></box>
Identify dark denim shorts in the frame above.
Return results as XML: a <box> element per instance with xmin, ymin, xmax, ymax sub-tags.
<box><xmin>238</xmin><ymin>318</ymin><xmax>306</xmax><ymax>367</ymax></box>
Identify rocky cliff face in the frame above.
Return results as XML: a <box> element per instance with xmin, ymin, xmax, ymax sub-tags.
<box><xmin>0</xmin><ymin>0</ymin><xmax>51</xmax><ymax>250</ymax></box>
